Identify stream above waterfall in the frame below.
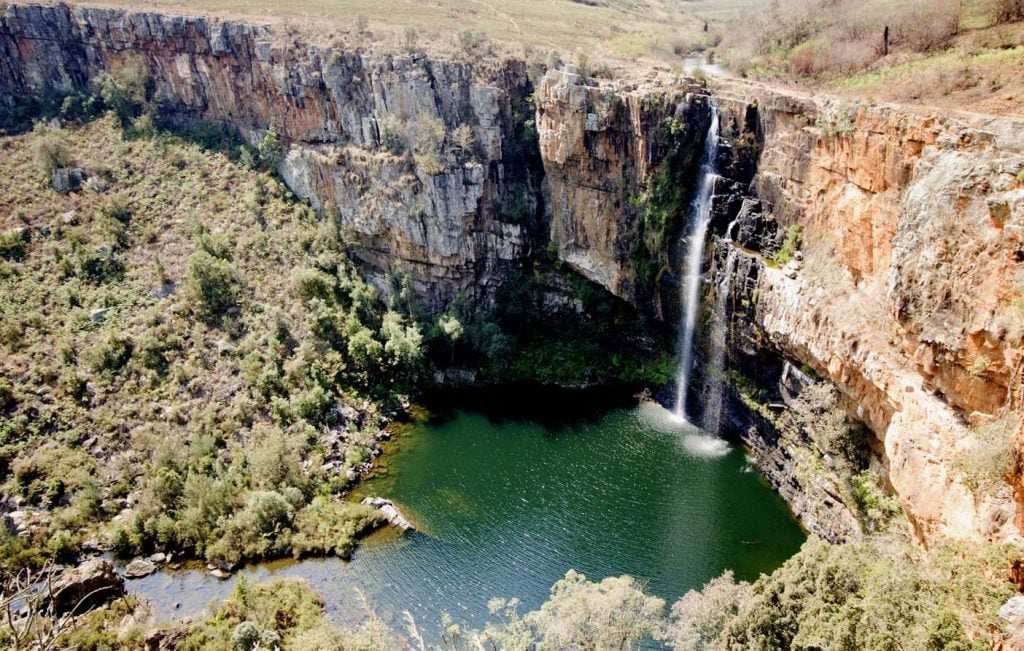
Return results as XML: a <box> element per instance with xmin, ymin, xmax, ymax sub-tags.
<box><xmin>123</xmin><ymin>388</ymin><xmax>805</xmax><ymax>639</ymax></box>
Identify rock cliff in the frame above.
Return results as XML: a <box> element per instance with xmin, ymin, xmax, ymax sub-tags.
<box><xmin>534</xmin><ymin>68</ymin><xmax>1024</xmax><ymax>544</ymax></box>
<box><xmin>3</xmin><ymin>2</ymin><xmax>1023</xmax><ymax>547</ymax></box>
<box><xmin>0</xmin><ymin>2</ymin><xmax>541</xmax><ymax>310</ymax></box>
<box><xmin>711</xmin><ymin>81</ymin><xmax>1024</xmax><ymax>543</ymax></box>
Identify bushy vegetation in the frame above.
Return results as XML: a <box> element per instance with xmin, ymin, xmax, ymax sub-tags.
<box><xmin>36</xmin><ymin>536</ymin><xmax>1014</xmax><ymax>650</ymax></box>
<box><xmin>960</xmin><ymin>413</ymin><xmax>1018</xmax><ymax>491</ymax></box>
<box><xmin>0</xmin><ymin>114</ymin><xmax>418</xmax><ymax>574</ymax></box>
<box><xmin>425</xmin><ymin>271</ymin><xmax>674</xmax><ymax>387</ymax></box>
<box><xmin>716</xmin><ymin>0</ymin><xmax>966</xmax><ymax>78</ymax></box>
<box><xmin>771</xmin><ymin>225</ymin><xmax>803</xmax><ymax>265</ymax></box>
<box><xmin>179</xmin><ymin>576</ymin><xmax>394</xmax><ymax>649</ymax></box>
<box><xmin>669</xmin><ymin>536</ymin><xmax>1016</xmax><ymax>651</ymax></box>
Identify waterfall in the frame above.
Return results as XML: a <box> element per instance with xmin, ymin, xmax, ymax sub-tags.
<box><xmin>700</xmin><ymin>246</ymin><xmax>738</xmax><ymax>434</ymax></box>
<box><xmin>673</xmin><ymin>105</ymin><xmax>720</xmax><ymax>423</ymax></box>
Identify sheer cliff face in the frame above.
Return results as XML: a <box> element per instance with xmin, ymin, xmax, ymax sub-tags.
<box><xmin>0</xmin><ymin>3</ymin><xmax>540</xmax><ymax>310</ymax></box>
<box><xmin>4</xmin><ymin>4</ymin><xmax>1024</xmax><ymax>546</ymax></box>
<box><xmin>535</xmin><ymin>71</ymin><xmax>707</xmax><ymax>316</ymax></box>
<box><xmin>715</xmin><ymin>86</ymin><xmax>1024</xmax><ymax>543</ymax></box>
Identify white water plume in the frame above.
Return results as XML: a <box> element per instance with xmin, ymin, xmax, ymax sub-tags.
<box><xmin>674</xmin><ymin>105</ymin><xmax>720</xmax><ymax>423</ymax></box>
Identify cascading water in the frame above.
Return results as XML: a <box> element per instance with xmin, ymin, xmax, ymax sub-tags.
<box><xmin>673</xmin><ymin>105</ymin><xmax>720</xmax><ymax>423</ymax></box>
<box><xmin>700</xmin><ymin>246</ymin><xmax>738</xmax><ymax>434</ymax></box>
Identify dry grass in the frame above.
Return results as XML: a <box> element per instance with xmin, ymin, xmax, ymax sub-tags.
<box><xmin>37</xmin><ymin>0</ymin><xmax>726</xmax><ymax>72</ymax></box>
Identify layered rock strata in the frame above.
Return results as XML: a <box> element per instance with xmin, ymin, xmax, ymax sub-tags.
<box><xmin>0</xmin><ymin>3</ymin><xmax>541</xmax><ymax>309</ymax></box>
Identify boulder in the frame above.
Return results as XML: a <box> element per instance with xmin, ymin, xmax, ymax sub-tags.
<box><xmin>50</xmin><ymin>167</ymin><xmax>86</xmax><ymax>194</ymax></box>
<box><xmin>145</xmin><ymin>626</ymin><xmax>190</xmax><ymax>651</ymax></box>
<box><xmin>361</xmin><ymin>496</ymin><xmax>415</xmax><ymax>531</ymax></box>
<box><xmin>124</xmin><ymin>558</ymin><xmax>158</xmax><ymax>579</ymax></box>
<box><xmin>50</xmin><ymin>559</ymin><xmax>125</xmax><ymax>615</ymax></box>
<box><xmin>1001</xmin><ymin>596</ymin><xmax>1024</xmax><ymax>625</ymax></box>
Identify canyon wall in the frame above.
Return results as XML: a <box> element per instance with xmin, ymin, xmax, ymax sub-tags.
<box><xmin>714</xmin><ymin>83</ymin><xmax>1024</xmax><ymax>543</ymax></box>
<box><xmin>536</xmin><ymin>71</ymin><xmax>1024</xmax><ymax>543</ymax></box>
<box><xmin>3</xmin><ymin>3</ymin><xmax>1024</xmax><ymax>546</ymax></box>
<box><xmin>0</xmin><ymin>3</ymin><xmax>541</xmax><ymax>310</ymax></box>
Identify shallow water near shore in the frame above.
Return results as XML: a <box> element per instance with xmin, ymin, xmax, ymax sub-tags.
<box><xmin>126</xmin><ymin>390</ymin><xmax>804</xmax><ymax>638</ymax></box>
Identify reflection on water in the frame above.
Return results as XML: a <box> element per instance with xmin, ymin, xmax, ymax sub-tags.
<box><xmin>126</xmin><ymin>391</ymin><xmax>803</xmax><ymax>641</ymax></box>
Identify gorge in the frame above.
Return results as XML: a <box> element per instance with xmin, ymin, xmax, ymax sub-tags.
<box><xmin>2</xmin><ymin>1</ymin><xmax>1024</xmax><ymax>647</ymax></box>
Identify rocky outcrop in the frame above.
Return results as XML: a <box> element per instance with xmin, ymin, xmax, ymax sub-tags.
<box><xmin>0</xmin><ymin>3</ymin><xmax>541</xmax><ymax>310</ymax></box>
<box><xmin>51</xmin><ymin>558</ymin><xmax>125</xmax><ymax>615</ymax></box>
<box><xmin>361</xmin><ymin>496</ymin><xmax>415</xmax><ymax>531</ymax></box>
<box><xmin>536</xmin><ymin>70</ymin><xmax>708</xmax><ymax>316</ymax></box>
<box><xmin>541</xmin><ymin>69</ymin><xmax>1024</xmax><ymax>543</ymax></box>
<box><xmin>710</xmin><ymin>81</ymin><xmax>1024</xmax><ymax>544</ymax></box>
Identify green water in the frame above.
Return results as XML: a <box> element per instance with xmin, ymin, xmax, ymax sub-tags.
<box><xmin>128</xmin><ymin>393</ymin><xmax>805</xmax><ymax>637</ymax></box>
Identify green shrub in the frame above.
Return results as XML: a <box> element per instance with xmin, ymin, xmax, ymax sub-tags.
<box><xmin>347</xmin><ymin>327</ymin><xmax>383</xmax><ymax>370</ymax></box>
<box><xmin>0</xmin><ymin>379</ymin><xmax>15</xmax><ymax>412</ymax></box>
<box><xmin>688</xmin><ymin>536</ymin><xmax>1011</xmax><ymax>650</ymax></box>
<box><xmin>576</xmin><ymin>51</ymin><xmax>591</xmax><ymax>81</ymax></box>
<box><xmin>291</xmin><ymin>267</ymin><xmax>336</xmax><ymax>302</ymax></box>
<box><xmin>186</xmin><ymin>250</ymin><xmax>242</xmax><ymax>321</ymax></box>
<box><xmin>291</xmin><ymin>498</ymin><xmax>384</xmax><ymax>558</ymax></box>
<box><xmin>852</xmin><ymin>470</ymin><xmax>902</xmax><ymax>532</ymax></box>
<box><xmin>207</xmin><ymin>491</ymin><xmax>295</xmax><ymax>565</ymax></box>
<box><xmin>0</xmin><ymin>229</ymin><xmax>27</xmax><ymax>261</ymax></box>
<box><xmin>403</xmin><ymin>27</ymin><xmax>419</xmax><ymax>53</ymax></box>
<box><xmin>77</xmin><ymin>247</ymin><xmax>125</xmax><ymax>284</ymax></box>
<box><xmin>380</xmin><ymin>116</ymin><xmax>406</xmax><ymax>155</ymax></box>
<box><xmin>773</xmin><ymin>225</ymin><xmax>803</xmax><ymax>265</ymax></box>
<box><xmin>381</xmin><ymin>311</ymin><xmax>424</xmax><ymax>368</ymax></box>
<box><xmin>86</xmin><ymin>330</ymin><xmax>133</xmax><ymax>377</ymax></box>
<box><xmin>98</xmin><ymin>194</ymin><xmax>133</xmax><ymax>224</ymax></box>
<box><xmin>257</xmin><ymin>129</ymin><xmax>283</xmax><ymax>170</ymax></box>
<box><xmin>247</xmin><ymin>427</ymin><xmax>305</xmax><ymax>491</ymax></box>
<box><xmin>95</xmin><ymin>61</ymin><xmax>150</xmax><ymax>127</ymax></box>
<box><xmin>32</xmin><ymin>131</ymin><xmax>74</xmax><ymax>176</ymax></box>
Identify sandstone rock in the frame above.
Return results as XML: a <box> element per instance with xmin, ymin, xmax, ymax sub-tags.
<box><xmin>50</xmin><ymin>559</ymin><xmax>125</xmax><ymax>615</ymax></box>
<box><xmin>124</xmin><ymin>558</ymin><xmax>157</xmax><ymax>579</ymax></box>
<box><xmin>361</xmin><ymin>496</ymin><xmax>415</xmax><ymax>531</ymax></box>
<box><xmin>145</xmin><ymin>626</ymin><xmax>189</xmax><ymax>651</ymax></box>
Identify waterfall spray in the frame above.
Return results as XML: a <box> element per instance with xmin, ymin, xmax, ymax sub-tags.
<box><xmin>673</xmin><ymin>105</ymin><xmax>720</xmax><ymax>422</ymax></box>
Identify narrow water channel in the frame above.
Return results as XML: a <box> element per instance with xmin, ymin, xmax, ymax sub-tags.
<box><xmin>126</xmin><ymin>389</ymin><xmax>805</xmax><ymax>638</ymax></box>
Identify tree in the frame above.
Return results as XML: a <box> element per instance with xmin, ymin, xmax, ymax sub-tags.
<box><xmin>451</xmin><ymin>124</ymin><xmax>476</xmax><ymax>163</ymax></box>
<box><xmin>347</xmin><ymin>327</ymin><xmax>383</xmax><ymax>371</ymax></box>
<box><xmin>667</xmin><ymin>571</ymin><xmax>751</xmax><ymax>650</ymax></box>
<box><xmin>32</xmin><ymin>129</ymin><xmax>74</xmax><ymax>176</ymax></box>
<box><xmin>381</xmin><ymin>311</ymin><xmax>423</xmax><ymax>368</ymax></box>
<box><xmin>438</xmin><ymin>314</ymin><xmax>463</xmax><ymax>364</ymax></box>
<box><xmin>258</xmin><ymin>128</ymin><xmax>283</xmax><ymax>170</ymax></box>
<box><xmin>185</xmin><ymin>250</ymin><xmax>242</xmax><ymax>321</ymax></box>
<box><xmin>403</xmin><ymin>27</ymin><xmax>419</xmax><ymax>53</ymax></box>
<box><xmin>525</xmin><ymin>570</ymin><xmax>665</xmax><ymax>650</ymax></box>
